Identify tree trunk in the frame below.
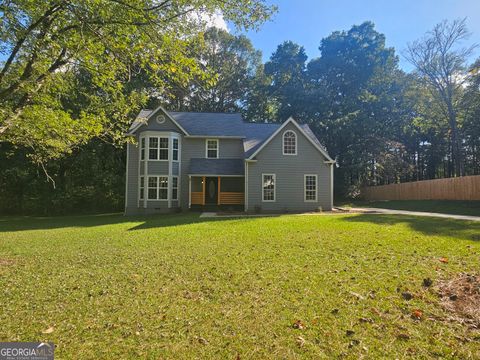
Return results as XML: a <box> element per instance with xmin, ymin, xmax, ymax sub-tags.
<box><xmin>447</xmin><ymin>104</ymin><xmax>464</xmax><ymax>177</ymax></box>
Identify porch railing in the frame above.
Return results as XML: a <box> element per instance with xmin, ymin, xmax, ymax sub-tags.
<box><xmin>190</xmin><ymin>176</ymin><xmax>244</xmax><ymax>206</ymax></box>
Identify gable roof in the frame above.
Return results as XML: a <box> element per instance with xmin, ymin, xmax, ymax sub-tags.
<box><xmin>128</xmin><ymin>109</ymin><xmax>332</xmax><ymax>161</ymax></box>
<box><xmin>127</xmin><ymin>106</ymin><xmax>190</xmax><ymax>135</ymax></box>
<box><xmin>246</xmin><ymin>117</ymin><xmax>334</xmax><ymax>162</ymax></box>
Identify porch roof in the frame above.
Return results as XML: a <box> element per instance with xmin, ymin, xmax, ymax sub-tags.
<box><xmin>188</xmin><ymin>158</ymin><xmax>244</xmax><ymax>176</ymax></box>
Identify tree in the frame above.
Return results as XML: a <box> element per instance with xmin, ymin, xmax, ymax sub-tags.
<box><xmin>0</xmin><ymin>0</ymin><xmax>275</xmax><ymax>163</ymax></box>
<box><xmin>264</xmin><ymin>41</ymin><xmax>308</xmax><ymax>121</ymax></box>
<box><xmin>405</xmin><ymin>18</ymin><xmax>477</xmax><ymax>176</ymax></box>
<box><xmin>306</xmin><ymin>22</ymin><xmax>401</xmax><ymax>195</ymax></box>
<box><xmin>161</xmin><ymin>27</ymin><xmax>264</xmax><ymax>113</ymax></box>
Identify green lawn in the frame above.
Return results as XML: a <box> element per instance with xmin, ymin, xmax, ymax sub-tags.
<box><xmin>340</xmin><ymin>200</ymin><xmax>480</xmax><ymax>217</ymax></box>
<box><xmin>1</xmin><ymin>213</ymin><xmax>479</xmax><ymax>359</ymax></box>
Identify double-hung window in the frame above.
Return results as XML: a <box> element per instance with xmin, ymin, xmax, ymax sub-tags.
<box><xmin>159</xmin><ymin>138</ymin><xmax>169</xmax><ymax>160</ymax></box>
<box><xmin>148</xmin><ymin>137</ymin><xmax>169</xmax><ymax>160</ymax></box>
<box><xmin>172</xmin><ymin>176</ymin><xmax>178</xmax><ymax>200</ymax></box>
<box><xmin>148</xmin><ymin>137</ymin><xmax>158</xmax><ymax>160</ymax></box>
<box><xmin>304</xmin><ymin>175</ymin><xmax>317</xmax><ymax>202</ymax></box>
<box><xmin>206</xmin><ymin>139</ymin><xmax>219</xmax><ymax>158</ymax></box>
<box><xmin>139</xmin><ymin>176</ymin><xmax>145</xmax><ymax>200</ymax></box>
<box><xmin>140</xmin><ymin>138</ymin><xmax>145</xmax><ymax>160</ymax></box>
<box><xmin>147</xmin><ymin>176</ymin><xmax>169</xmax><ymax>200</ymax></box>
<box><xmin>262</xmin><ymin>174</ymin><xmax>276</xmax><ymax>202</ymax></box>
<box><xmin>172</xmin><ymin>138</ymin><xmax>179</xmax><ymax>161</ymax></box>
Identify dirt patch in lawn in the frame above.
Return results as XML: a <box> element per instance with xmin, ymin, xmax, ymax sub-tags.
<box><xmin>0</xmin><ymin>258</ymin><xmax>16</xmax><ymax>266</ymax></box>
<box><xmin>437</xmin><ymin>273</ymin><xmax>480</xmax><ymax>327</ymax></box>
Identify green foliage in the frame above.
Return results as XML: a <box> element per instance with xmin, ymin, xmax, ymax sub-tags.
<box><xmin>0</xmin><ymin>0</ymin><xmax>276</xmax><ymax>161</ymax></box>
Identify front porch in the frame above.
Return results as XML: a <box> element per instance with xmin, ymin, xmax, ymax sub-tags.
<box><xmin>189</xmin><ymin>176</ymin><xmax>244</xmax><ymax>207</ymax></box>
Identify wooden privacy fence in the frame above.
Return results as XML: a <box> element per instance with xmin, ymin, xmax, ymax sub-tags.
<box><xmin>362</xmin><ymin>175</ymin><xmax>480</xmax><ymax>201</ymax></box>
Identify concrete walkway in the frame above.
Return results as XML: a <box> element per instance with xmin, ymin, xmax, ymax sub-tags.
<box><xmin>200</xmin><ymin>208</ymin><xmax>480</xmax><ymax>222</ymax></box>
<box><xmin>346</xmin><ymin>207</ymin><xmax>480</xmax><ymax>222</ymax></box>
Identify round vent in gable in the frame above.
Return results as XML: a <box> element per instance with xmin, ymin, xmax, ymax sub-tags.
<box><xmin>156</xmin><ymin>114</ymin><xmax>166</xmax><ymax>124</ymax></box>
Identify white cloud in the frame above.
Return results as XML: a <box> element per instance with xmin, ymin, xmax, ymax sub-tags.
<box><xmin>189</xmin><ymin>10</ymin><xmax>229</xmax><ymax>32</ymax></box>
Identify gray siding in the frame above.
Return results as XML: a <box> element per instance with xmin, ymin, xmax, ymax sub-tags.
<box><xmin>147</xmin><ymin>161</ymin><xmax>169</xmax><ymax>174</ymax></box>
<box><xmin>246</xmin><ymin>122</ymin><xmax>333</xmax><ymax>212</ymax></box>
<box><xmin>180</xmin><ymin>137</ymin><xmax>244</xmax><ymax>208</ymax></box>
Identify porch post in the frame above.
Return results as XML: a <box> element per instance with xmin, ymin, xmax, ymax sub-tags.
<box><xmin>188</xmin><ymin>175</ymin><xmax>192</xmax><ymax>208</ymax></box>
<box><xmin>202</xmin><ymin>176</ymin><xmax>206</xmax><ymax>205</ymax></box>
<box><xmin>217</xmin><ymin>176</ymin><xmax>221</xmax><ymax>205</ymax></box>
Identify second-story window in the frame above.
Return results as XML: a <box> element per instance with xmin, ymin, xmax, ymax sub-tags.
<box><xmin>206</xmin><ymin>139</ymin><xmax>219</xmax><ymax>158</ymax></box>
<box><xmin>159</xmin><ymin>138</ymin><xmax>169</xmax><ymax>160</ymax></box>
<box><xmin>173</xmin><ymin>138</ymin><xmax>179</xmax><ymax>161</ymax></box>
<box><xmin>149</xmin><ymin>137</ymin><xmax>158</xmax><ymax>160</ymax></box>
<box><xmin>140</xmin><ymin>138</ymin><xmax>145</xmax><ymax>160</ymax></box>
<box><xmin>148</xmin><ymin>137</ymin><xmax>169</xmax><ymax>160</ymax></box>
<box><xmin>283</xmin><ymin>130</ymin><xmax>297</xmax><ymax>155</ymax></box>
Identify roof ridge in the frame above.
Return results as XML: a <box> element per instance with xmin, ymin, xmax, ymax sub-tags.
<box><xmin>168</xmin><ymin>111</ymin><xmax>241</xmax><ymax>115</ymax></box>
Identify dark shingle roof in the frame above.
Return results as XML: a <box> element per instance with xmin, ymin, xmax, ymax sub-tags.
<box><xmin>129</xmin><ymin>108</ymin><xmax>329</xmax><ymax>159</ymax></box>
<box><xmin>170</xmin><ymin>112</ymin><xmax>245</xmax><ymax>137</ymax></box>
<box><xmin>243</xmin><ymin>122</ymin><xmax>281</xmax><ymax>158</ymax></box>
<box><xmin>188</xmin><ymin>158</ymin><xmax>245</xmax><ymax>176</ymax></box>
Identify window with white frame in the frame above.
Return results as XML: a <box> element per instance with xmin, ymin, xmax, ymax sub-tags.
<box><xmin>262</xmin><ymin>174</ymin><xmax>276</xmax><ymax>202</ymax></box>
<box><xmin>172</xmin><ymin>176</ymin><xmax>178</xmax><ymax>200</ymax></box>
<box><xmin>159</xmin><ymin>138</ymin><xmax>169</xmax><ymax>160</ymax></box>
<box><xmin>148</xmin><ymin>137</ymin><xmax>169</xmax><ymax>160</ymax></box>
<box><xmin>139</xmin><ymin>176</ymin><xmax>145</xmax><ymax>200</ymax></box>
<box><xmin>304</xmin><ymin>175</ymin><xmax>317</xmax><ymax>202</ymax></box>
<box><xmin>206</xmin><ymin>139</ymin><xmax>219</xmax><ymax>158</ymax></box>
<box><xmin>172</xmin><ymin>138</ymin><xmax>179</xmax><ymax>161</ymax></box>
<box><xmin>147</xmin><ymin>176</ymin><xmax>168</xmax><ymax>200</ymax></box>
<box><xmin>283</xmin><ymin>130</ymin><xmax>297</xmax><ymax>155</ymax></box>
<box><xmin>140</xmin><ymin>138</ymin><xmax>145</xmax><ymax>160</ymax></box>
<box><xmin>148</xmin><ymin>137</ymin><xmax>158</xmax><ymax>160</ymax></box>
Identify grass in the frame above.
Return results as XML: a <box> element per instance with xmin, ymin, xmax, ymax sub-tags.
<box><xmin>1</xmin><ymin>212</ymin><xmax>479</xmax><ymax>359</ymax></box>
<box><xmin>339</xmin><ymin>200</ymin><xmax>480</xmax><ymax>217</ymax></box>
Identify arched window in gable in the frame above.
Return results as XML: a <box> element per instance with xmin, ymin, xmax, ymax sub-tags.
<box><xmin>283</xmin><ymin>130</ymin><xmax>297</xmax><ymax>155</ymax></box>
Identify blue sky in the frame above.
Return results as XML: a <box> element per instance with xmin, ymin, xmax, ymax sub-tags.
<box><xmin>237</xmin><ymin>0</ymin><xmax>480</xmax><ymax>71</ymax></box>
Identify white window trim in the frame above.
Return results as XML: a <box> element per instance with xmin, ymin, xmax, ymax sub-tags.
<box><xmin>147</xmin><ymin>176</ymin><xmax>169</xmax><ymax>201</ymax></box>
<box><xmin>139</xmin><ymin>137</ymin><xmax>146</xmax><ymax>161</ymax></box>
<box><xmin>205</xmin><ymin>139</ymin><xmax>219</xmax><ymax>159</ymax></box>
<box><xmin>262</xmin><ymin>173</ymin><xmax>276</xmax><ymax>202</ymax></box>
<box><xmin>172</xmin><ymin>137</ymin><xmax>179</xmax><ymax>162</ymax></box>
<box><xmin>139</xmin><ymin>176</ymin><xmax>145</xmax><ymax>201</ymax></box>
<box><xmin>171</xmin><ymin>176</ymin><xmax>179</xmax><ymax>200</ymax></box>
<box><xmin>148</xmin><ymin>136</ymin><xmax>169</xmax><ymax>161</ymax></box>
<box><xmin>282</xmin><ymin>130</ymin><xmax>297</xmax><ymax>155</ymax></box>
<box><xmin>304</xmin><ymin>174</ymin><xmax>318</xmax><ymax>202</ymax></box>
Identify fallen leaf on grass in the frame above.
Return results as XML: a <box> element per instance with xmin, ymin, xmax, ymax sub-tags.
<box><xmin>197</xmin><ymin>337</ymin><xmax>208</xmax><ymax>345</ymax></box>
<box><xmin>292</xmin><ymin>320</ymin><xmax>305</xmax><ymax>330</ymax></box>
<box><xmin>411</xmin><ymin>309</ymin><xmax>423</xmax><ymax>320</ymax></box>
<box><xmin>397</xmin><ymin>333</ymin><xmax>410</xmax><ymax>340</ymax></box>
<box><xmin>42</xmin><ymin>327</ymin><xmax>54</xmax><ymax>334</ymax></box>
<box><xmin>346</xmin><ymin>330</ymin><xmax>355</xmax><ymax>336</ymax></box>
<box><xmin>296</xmin><ymin>336</ymin><xmax>306</xmax><ymax>347</ymax></box>
<box><xmin>402</xmin><ymin>292</ymin><xmax>414</xmax><ymax>300</ymax></box>
<box><xmin>439</xmin><ymin>257</ymin><xmax>449</xmax><ymax>263</ymax></box>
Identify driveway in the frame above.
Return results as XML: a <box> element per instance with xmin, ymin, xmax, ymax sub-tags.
<box><xmin>346</xmin><ymin>207</ymin><xmax>480</xmax><ymax>222</ymax></box>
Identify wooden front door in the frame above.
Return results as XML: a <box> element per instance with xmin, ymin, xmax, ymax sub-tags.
<box><xmin>205</xmin><ymin>177</ymin><xmax>218</xmax><ymax>204</ymax></box>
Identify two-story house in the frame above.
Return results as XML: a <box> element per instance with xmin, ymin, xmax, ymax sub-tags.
<box><xmin>124</xmin><ymin>106</ymin><xmax>334</xmax><ymax>215</ymax></box>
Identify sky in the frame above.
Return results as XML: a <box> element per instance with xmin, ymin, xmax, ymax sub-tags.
<box><xmin>232</xmin><ymin>0</ymin><xmax>480</xmax><ymax>71</ymax></box>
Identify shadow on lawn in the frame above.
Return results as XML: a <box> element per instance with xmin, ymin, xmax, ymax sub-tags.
<box><xmin>342</xmin><ymin>214</ymin><xmax>480</xmax><ymax>242</ymax></box>
<box><xmin>0</xmin><ymin>212</ymin><xmax>249</xmax><ymax>233</ymax></box>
